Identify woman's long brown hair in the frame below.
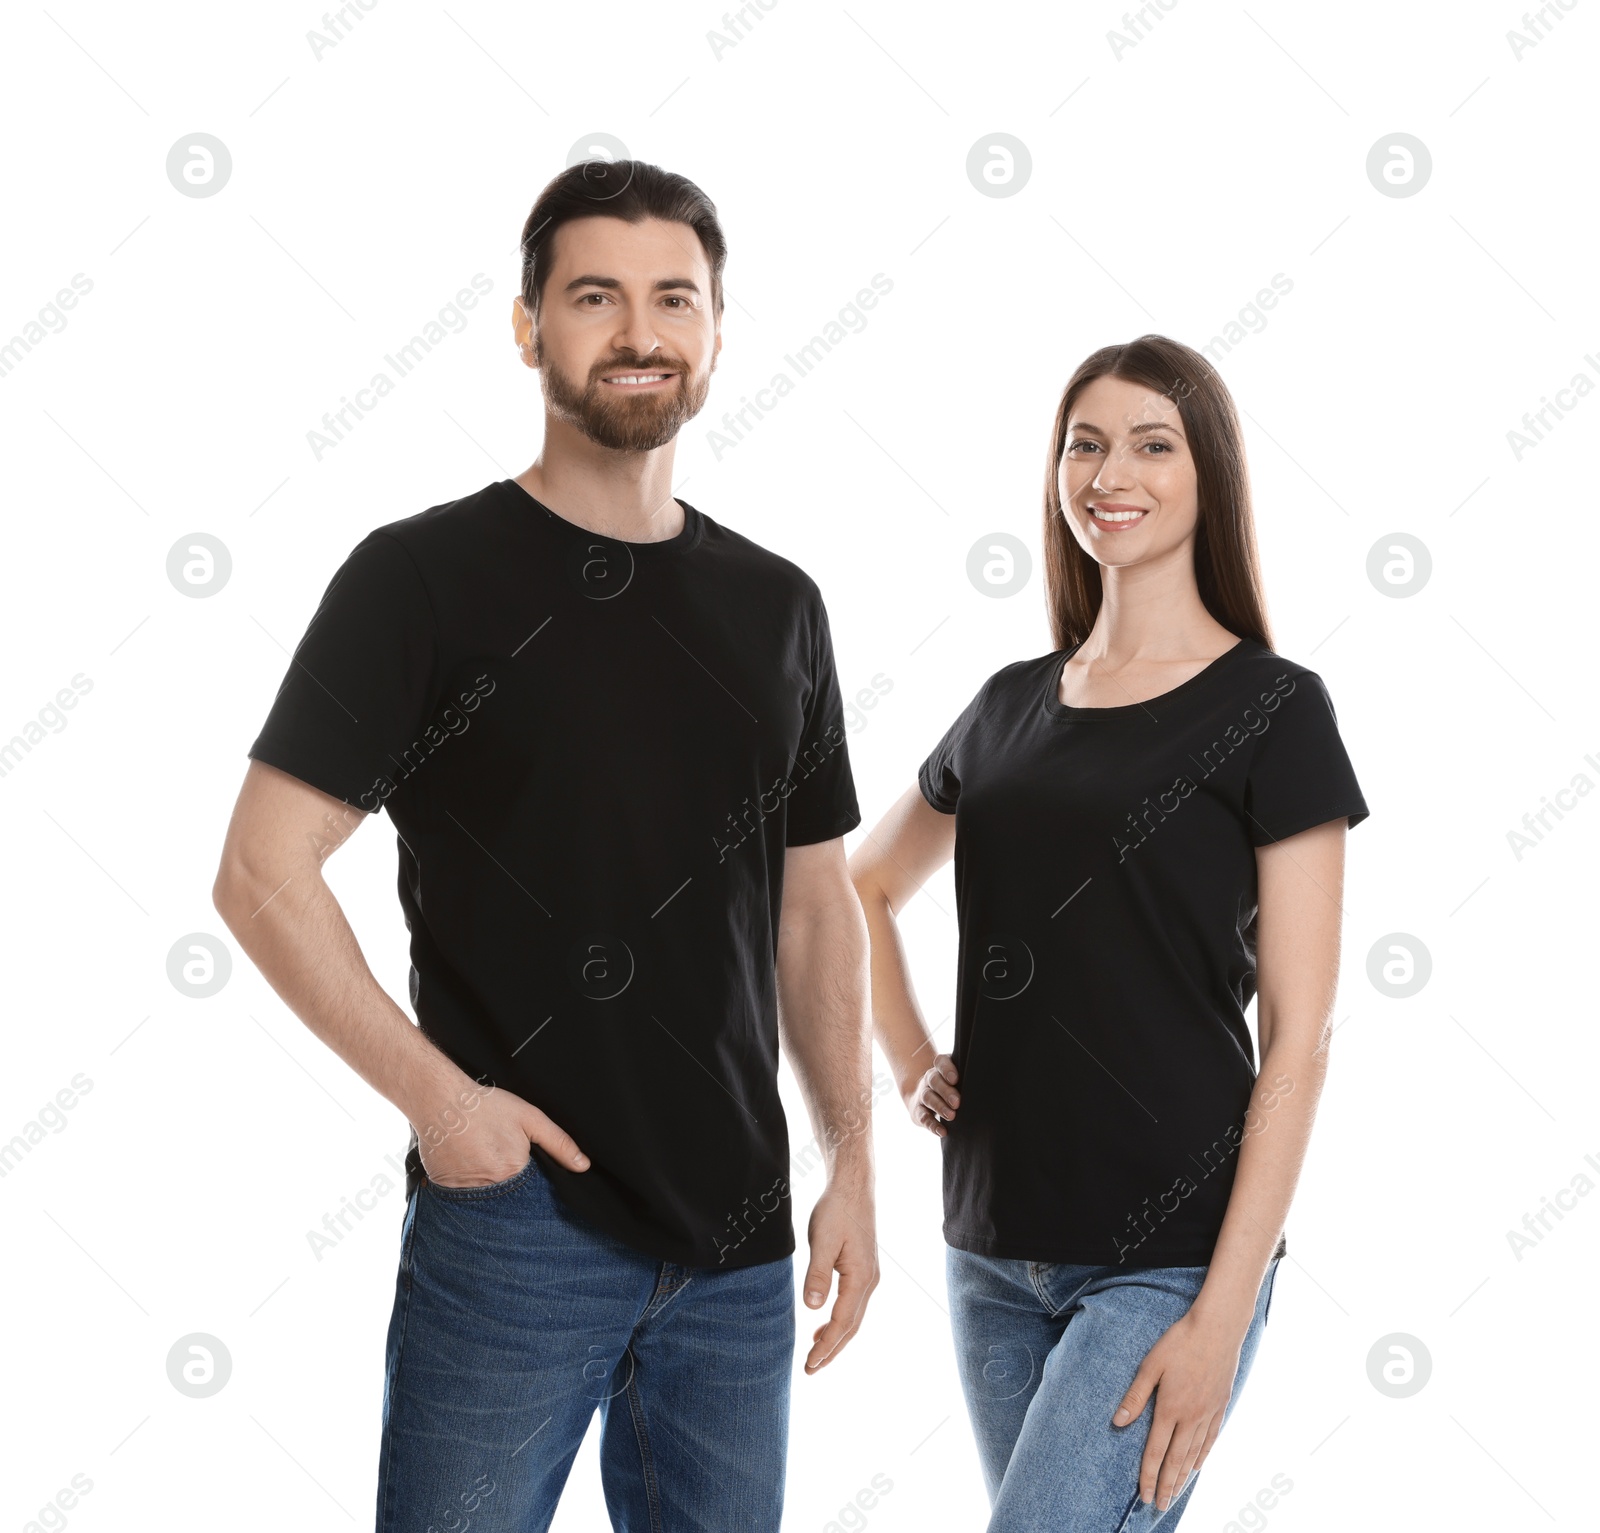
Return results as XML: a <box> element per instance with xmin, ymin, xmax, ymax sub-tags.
<box><xmin>1041</xmin><ymin>334</ymin><xmax>1273</xmax><ymax>654</ymax></box>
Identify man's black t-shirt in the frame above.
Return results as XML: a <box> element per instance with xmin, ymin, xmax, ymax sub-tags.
<box><xmin>248</xmin><ymin>479</ymin><xmax>861</xmax><ymax>1268</ymax></box>
<box><xmin>917</xmin><ymin>638</ymin><xmax>1369</xmax><ymax>1268</ymax></box>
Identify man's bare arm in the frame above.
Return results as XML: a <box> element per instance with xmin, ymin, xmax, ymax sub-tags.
<box><xmin>210</xmin><ymin>760</ymin><xmax>589</xmax><ymax>1184</ymax></box>
<box><xmin>775</xmin><ymin>836</ymin><xmax>879</xmax><ymax>1372</ymax></box>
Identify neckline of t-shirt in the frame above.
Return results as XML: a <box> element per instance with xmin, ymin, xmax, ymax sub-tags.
<box><xmin>1043</xmin><ymin>637</ymin><xmax>1256</xmax><ymax>720</ymax></box>
<box><xmin>496</xmin><ymin>478</ymin><xmax>705</xmax><ymax>557</ymax></box>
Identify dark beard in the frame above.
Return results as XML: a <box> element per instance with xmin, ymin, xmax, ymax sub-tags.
<box><xmin>536</xmin><ymin>338</ymin><xmax>712</xmax><ymax>452</ymax></box>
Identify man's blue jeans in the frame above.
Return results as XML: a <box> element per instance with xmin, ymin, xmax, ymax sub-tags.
<box><xmin>946</xmin><ymin>1248</ymin><xmax>1281</xmax><ymax>1530</ymax></box>
<box><xmin>374</xmin><ymin>1155</ymin><xmax>794</xmax><ymax>1532</ymax></box>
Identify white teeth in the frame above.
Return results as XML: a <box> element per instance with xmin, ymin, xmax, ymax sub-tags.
<box><xmin>1092</xmin><ymin>507</ymin><xmax>1145</xmax><ymax>522</ymax></box>
<box><xmin>604</xmin><ymin>374</ymin><xmax>670</xmax><ymax>385</ymax></box>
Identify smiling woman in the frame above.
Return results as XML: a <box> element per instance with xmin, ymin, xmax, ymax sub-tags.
<box><xmin>850</xmin><ymin>333</ymin><xmax>1370</xmax><ymax>1527</ymax></box>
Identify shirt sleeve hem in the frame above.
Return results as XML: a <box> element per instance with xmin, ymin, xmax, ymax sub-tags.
<box><xmin>246</xmin><ymin>743</ymin><xmax>379</xmax><ymax>816</ymax></box>
<box><xmin>1248</xmin><ymin>801</ymin><xmax>1369</xmax><ymax>847</ymax></box>
<box><xmin>782</xmin><ymin>809</ymin><xmax>862</xmax><ymax>847</ymax></box>
<box><xmin>916</xmin><ymin>764</ymin><xmax>956</xmax><ymax>815</ymax></box>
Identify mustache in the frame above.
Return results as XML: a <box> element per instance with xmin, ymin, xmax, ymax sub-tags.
<box><xmin>590</xmin><ymin>355</ymin><xmax>690</xmax><ymax>379</ymax></box>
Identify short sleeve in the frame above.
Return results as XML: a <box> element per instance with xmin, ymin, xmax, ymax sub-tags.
<box><xmin>1243</xmin><ymin>670</ymin><xmax>1369</xmax><ymax>846</ymax></box>
<box><xmin>247</xmin><ymin>532</ymin><xmax>439</xmax><ymax>816</ymax></box>
<box><xmin>917</xmin><ymin>674</ymin><xmax>993</xmax><ymax>815</ymax></box>
<box><xmin>783</xmin><ymin>592</ymin><xmax>862</xmax><ymax>846</ymax></box>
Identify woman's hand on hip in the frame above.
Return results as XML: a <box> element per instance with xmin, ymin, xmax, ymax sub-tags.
<box><xmin>905</xmin><ymin>1053</ymin><xmax>960</xmax><ymax>1137</ymax></box>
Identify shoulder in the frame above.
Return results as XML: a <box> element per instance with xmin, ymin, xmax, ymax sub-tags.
<box><xmin>1224</xmin><ymin>642</ymin><xmax>1354</xmax><ymax>752</ymax></box>
<box><xmin>323</xmin><ymin>481</ymin><xmax>515</xmax><ymax>605</ymax></box>
<box><xmin>1227</xmin><ymin>640</ymin><xmax>1332</xmax><ymax>702</ymax></box>
<box><xmin>941</xmin><ymin>650</ymin><xmax>1061</xmax><ymax>723</ymax></box>
<box><xmin>982</xmin><ymin>649</ymin><xmax>1065</xmax><ymax>700</ymax></box>
<box><xmin>692</xmin><ymin>506</ymin><xmax>831</xmax><ymax>609</ymax></box>
<box><xmin>361</xmin><ymin>479</ymin><xmax>511</xmax><ymax>562</ymax></box>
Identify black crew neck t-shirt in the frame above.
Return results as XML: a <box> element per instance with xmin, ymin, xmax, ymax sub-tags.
<box><xmin>247</xmin><ymin>479</ymin><xmax>861</xmax><ymax>1268</ymax></box>
<box><xmin>917</xmin><ymin>638</ymin><xmax>1370</xmax><ymax>1268</ymax></box>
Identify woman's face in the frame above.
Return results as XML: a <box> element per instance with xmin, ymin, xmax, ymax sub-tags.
<box><xmin>1057</xmin><ymin>375</ymin><xmax>1200</xmax><ymax>571</ymax></box>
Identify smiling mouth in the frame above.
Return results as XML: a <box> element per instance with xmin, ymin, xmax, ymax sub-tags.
<box><xmin>1089</xmin><ymin>504</ymin><xmax>1148</xmax><ymax>525</ymax></box>
<box><xmin>600</xmin><ymin>372</ymin><xmax>677</xmax><ymax>389</ymax></box>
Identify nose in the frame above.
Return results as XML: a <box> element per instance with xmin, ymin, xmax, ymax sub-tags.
<box><xmin>610</xmin><ymin>306</ymin><xmax>663</xmax><ymax>365</ymax></box>
<box><xmin>1090</xmin><ymin>449</ymin><xmax>1136</xmax><ymax>496</ymax></box>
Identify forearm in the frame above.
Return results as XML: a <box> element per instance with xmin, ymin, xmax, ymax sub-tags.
<box><xmin>1191</xmin><ymin>1037</ymin><xmax>1328</xmax><ymax>1330</ymax></box>
<box><xmin>213</xmin><ymin>859</ymin><xmax>468</xmax><ymax>1128</ymax></box>
<box><xmin>775</xmin><ymin>895</ymin><xmax>875</xmax><ymax>1182</ymax></box>
<box><xmin>854</xmin><ymin>880</ymin><xmax>939</xmax><ymax>1103</ymax></box>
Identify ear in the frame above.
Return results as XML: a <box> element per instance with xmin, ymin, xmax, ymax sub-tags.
<box><xmin>511</xmin><ymin>295</ymin><xmax>537</xmax><ymax>369</ymax></box>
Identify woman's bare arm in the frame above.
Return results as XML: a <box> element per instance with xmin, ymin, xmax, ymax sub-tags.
<box><xmin>1194</xmin><ymin>817</ymin><xmax>1348</xmax><ymax>1328</ymax></box>
<box><xmin>846</xmin><ymin>783</ymin><xmax>961</xmax><ymax>1132</ymax></box>
<box><xmin>1115</xmin><ymin>815</ymin><xmax>1349</xmax><ymax>1510</ymax></box>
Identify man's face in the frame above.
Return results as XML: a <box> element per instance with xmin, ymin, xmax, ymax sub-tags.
<box><xmin>515</xmin><ymin>214</ymin><xmax>720</xmax><ymax>452</ymax></box>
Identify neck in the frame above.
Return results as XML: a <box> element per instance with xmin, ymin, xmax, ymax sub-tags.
<box><xmin>515</xmin><ymin>419</ymin><xmax>683</xmax><ymax>542</ymax></box>
<box><xmin>1084</xmin><ymin>551</ymin><xmax>1234</xmax><ymax>661</ymax></box>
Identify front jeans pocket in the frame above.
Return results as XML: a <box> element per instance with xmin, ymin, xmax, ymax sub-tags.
<box><xmin>423</xmin><ymin>1154</ymin><xmax>537</xmax><ymax>1203</ymax></box>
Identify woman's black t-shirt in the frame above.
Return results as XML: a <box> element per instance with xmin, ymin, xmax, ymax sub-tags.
<box><xmin>917</xmin><ymin>638</ymin><xmax>1370</xmax><ymax>1267</ymax></box>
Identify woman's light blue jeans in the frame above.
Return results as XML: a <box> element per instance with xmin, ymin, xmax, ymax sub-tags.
<box><xmin>946</xmin><ymin>1248</ymin><xmax>1281</xmax><ymax>1530</ymax></box>
<box><xmin>374</xmin><ymin>1155</ymin><xmax>794</xmax><ymax>1532</ymax></box>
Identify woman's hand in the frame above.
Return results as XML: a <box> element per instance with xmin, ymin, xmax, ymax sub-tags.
<box><xmin>1111</xmin><ymin>1305</ymin><xmax>1247</xmax><ymax>1512</ymax></box>
<box><xmin>904</xmin><ymin>1053</ymin><xmax>960</xmax><ymax>1137</ymax></box>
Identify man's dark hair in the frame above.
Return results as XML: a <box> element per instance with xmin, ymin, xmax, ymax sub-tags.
<box><xmin>519</xmin><ymin>160</ymin><xmax>727</xmax><ymax>323</ymax></box>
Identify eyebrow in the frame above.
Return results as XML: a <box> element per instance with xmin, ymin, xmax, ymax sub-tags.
<box><xmin>1068</xmin><ymin>419</ymin><xmax>1181</xmax><ymax>436</ymax></box>
<box><xmin>562</xmin><ymin>274</ymin><xmax>702</xmax><ymax>297</ymax></box>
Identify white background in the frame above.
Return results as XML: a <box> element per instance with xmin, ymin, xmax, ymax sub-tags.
<box><xmin>2</xmin><ymin>1</ymin><xmax>1596</xmax><ymax>1529</ymax></box>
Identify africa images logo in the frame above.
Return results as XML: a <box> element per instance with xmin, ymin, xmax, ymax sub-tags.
<box><xmin>1112</xmin><ymin>672</ymin><xmax>1297</xmax><ymax>862</ymax></box>
<box><xmin>712</xmin><ymin>722</ymin><xmax>849</xmax><ymax>862</ymax></box>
